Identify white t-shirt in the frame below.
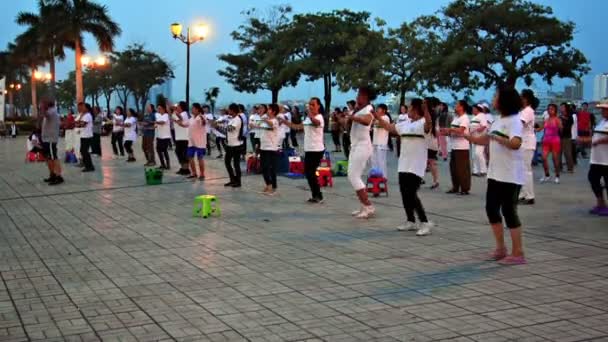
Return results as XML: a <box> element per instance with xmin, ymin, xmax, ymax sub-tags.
<box><xmin>259</xmin><ymin>117</ymin><xmax>280</xmax><ymax>151</ymax></box>
<box><xmin>155</xmin><ymin>113</ymin><xmax>171</xmax><ymax>139</ymax></box>
<box><xmin>350</xmin><ymin>104</ymin><xmax>373</xmax><ymax>147</ymax></box>
<box><xmin>591</xmin><ymin>118</ymin><xmax>608</xmax><ymax>166</ymax></box>
<box><xmin>397</xmin><ymin>114</ymin><xmax>409</xmax><ymax>124</ymax></box>
<box><xmin>372</xmin><ymin>115</ymin><xmax>390</xmax><ymax>147</ymax></box>
<box><xmin>425</xmin><ymin>122</ymin><xmax>439</xmax><ymax>151</ymax></box>
<box><xmin>112</xmin><ymin>114</ymin><xmax>124</xmax><ymax>132</ymax></box>
<box><xmin>227</xmin><ymin>116</ymin><xmax>244</xmax><ymax>147</ymax></box>
<box><xmin>485</xmin><ymin>113</ymin><xmax>495</xmax><ymax>129</ymax></box>
<box><xmin>249</xmin><ymin>113</ymin><xmax>261</xmax><ymax>137</ymax></box>
<box><xmin>303</xmin><ymin>114</ymin><xmax>325</xmax><ymax>152</ymax></box>
<box><xmin>282</xmin><ymin>112</ymin><xmax>292</xmax><ymax>134</ymax></box>
<box><xmin>470</xmin><ymin>113</ymin><xmax>488</xmax><ymax>137</ymax></box>
<box><xmin>27</xmin><ymin>134</ymin><xmax>38</xmax><ymax>151</ymax></box>
<box><xmin>449</xmin><ymin>114</ymin><xmax>470</xmax><ymax>150</ymax></box>
<box><xmin>571</xmin><ymin>114</ymin><xmax>578</xmax><ymax>140</ymax></box>
<box><xmin>173</xmin><ymin>111</ymin><xmax>189</xmax><ymax>141</ymax></box>
<box><xmin>124</xmin><ymin>117</ymin><xmax>137</xmax><ymax>141</ymax></box>
<box><xmin>214</xmin><ymin>115</ymin><xmax>228</xmax><ymax>138</ymax></box>
<box><xmin>80</xmin><ymin>112</ymin><xmax>93</xmax><ymax>138</ymax></box>
<box><xmin>488</xmin><ymin>115</ymin><xmax>525</xmax><ymax>185</ymax></box>
<box><xmin>520</xmin><ymin>106</ymin><xmax>536</xmax><ymax>150</ymax></box>
<box><xmin>397</xmin><ymin>118</ymin><xmax>428</xmax><ymax>178</ymax></box>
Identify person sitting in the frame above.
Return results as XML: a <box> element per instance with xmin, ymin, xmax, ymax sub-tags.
<box><xmin>27</xmin><ymin>130</ymin><xmax>44</xmax><ymax>154</ymax></box>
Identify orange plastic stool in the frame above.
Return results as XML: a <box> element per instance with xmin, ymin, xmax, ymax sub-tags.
<box><xmin>316</xmin><ymin>167</ymin><xmax>333</xmax><ymax>187</ymax></box>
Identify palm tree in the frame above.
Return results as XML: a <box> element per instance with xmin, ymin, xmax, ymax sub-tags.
<box><xmin>11</xmin><ymin>32</ymin><xmax>48</xmax><ymax>117</ymax></box>
<box><xmin>204</xmin><ymin>87</ymin><xmax>220</xmax><ymax>114</ymax></box>
<box><xmin>16</xmin><ymin>0</ymin><xmax>70</xmax><ymax>97</ymax></box>
<box><xmin>50</xmin><ymin>0</ymin><xmax>121</xmax><ymax>103</ymax></box>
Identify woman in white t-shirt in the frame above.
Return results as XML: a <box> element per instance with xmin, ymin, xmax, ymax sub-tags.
<box><xmin>424</xmin><ymin>99</ymin><xmax>440</xmax><ymax>189</ymax></box>
<box><xmin>347</xmin><ymin>87</ymin><xmax>376</xmax><ymax>219</ymax></box>
<box><xmin>441</xmin><ymin>100</ymin><xmax>471</xmax><ymax>195</ymax></box>
<box><xmin>580</xmin><ymin>103</ymin><xmax>608</xmax><ymax>216</ymax></box>
<box><xmin>155</xmin><ymin>104</ymin><xmax>172</xmax><ymax>170</ymax></box>
<box><xmin>371</xmin><ymin>104</ymin><xmax>390</xmax><ymax>178</ymax></box>
<box><xmin>465</xmin><ymin>87</ymin><xmax>527</xmax><ymax>265</ymax></box>
<box><xmin>374</xmin><ymin>98</ymin><xmax>434</xmax><ymax>236</ymax></box>
<box><xmin>282</xmin><ymin>97</ymin><xmax>325</xmax><ymax>203</ymax></box>
<box><xmin>257</xmin><ymin>104</ymin><xmax>281</xmax><ymax>195</ymax></box>
<box><xmin>111</xmin><ymin>106</ymin><xmax>125</xmax><ymax>158</ymax></box>
<box><xmin>470</xmin><ymin>104</ymin><xmax>489</xmax><ymax>176</ymax></box>
<box><xmin>123</xmin><ymin>109</ymin><xmax>138</xmax><ymax>162</ymax></box>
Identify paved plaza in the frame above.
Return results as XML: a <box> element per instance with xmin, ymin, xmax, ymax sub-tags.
<box><xmin>0</xmin><ymin>136</ymin><xmax>607</xmax><ymax>342</ymax></box>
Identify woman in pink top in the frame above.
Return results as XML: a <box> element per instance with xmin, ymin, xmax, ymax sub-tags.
<box><xmin>187</xmin><ymin>103</ymin><xmax>207</xmax><ymax>180</ymax></box>
<box><xmin>538</xmin><ymin>104</ymin><xmax>562</xmax><ymax>183</ymax></box>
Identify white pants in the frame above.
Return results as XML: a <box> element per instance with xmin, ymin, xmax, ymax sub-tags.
<box><xmin>371</xmin><ymin>145</ymin><xmax>388</xmax><ymax>178</ymax></box>
<box><xmin>520</xmin><ymin>149</ymin><xmax>535</xmax><ymax>200</ymax></box>
<box><xmin>348</xmin><ymin>143</ymin><xmax>373</xmax><ymax>191</ymax></box>
<box><xmin>64</xmin><ymin>129</ymin><xmax>74</xmax><ymax>151</ymax></box>
<box><xmin>472</xmin><ymin>144</ymin><xmax>487</xmax><ymax>174</ymax></box>
<box><xmin>73</xmin><ymin>132</ymin><xmax>81</xmax><ymax>157</ymax></box>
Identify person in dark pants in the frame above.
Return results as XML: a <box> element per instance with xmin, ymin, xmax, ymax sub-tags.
<box><xmin>217</xmin><ymin>103</ymin><xmax>245</xmax><ymax>187</ymax></box>
<box><xmin>76</xmin><ymin>102</ymin><xmax>95</xmax><ymax>172</ymax></box>
<box><xmin>258</xmin><ymin>104</ymin><xmax>281</xmax><ymax>195</ymax></box>
<box><xmin>290</xmin><ymin>106</ymin><xmax>301</xmax><ymax>147</ymax></box>
<box><xmin>582</xmin><ymin>103</ymin><xmax>608</xmax><ymax>216</ymax></box>
<box><xmin>282</xmin><ymin>98</ymin><xmax>326</xmax><ymax>203</ymax></box>
<box><xmin>155</xmin><ymin>104</ymin><xmax>172</xmax><ymax>170</ymax></box>
<box><xmin>142</xmin><ymin>105</ymin><xmax>156</xmax><ymax>166</ymax></box>
<box><xmin>173</xmin><ymin>101</ymin><xmax>191</xmax><ymax>175</ymax></box>
<box><xmin>443</xmin><ymin>100</ymin><xmax>472</xmax><ymax>195</ymax></box>
<box><xmin>91</xmin><ymin>106</ymin><xmax>103</xmax><ymax>156</ymax></box>
<box><xmin>330</xmin><ymin>107</ymin><xmax>342</xmax><ymax>152</ymax></box>
<box><xmin>559</xmin><ymin>103</ymin><xmax>575</xmax><ymax>173</ymax></box>
<box><xmin>340</xmin><ymin>101</ymin><xmax>355</xmax><ymax>160</ymax></box>
<box><xmin>111</xmin><ymin>106</ymin><xmax>125</xmax><ymax>158</ymax></box>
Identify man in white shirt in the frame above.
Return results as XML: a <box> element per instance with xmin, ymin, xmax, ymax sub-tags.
<box><xmin>173</xmin><ymin>101</ymin><xmax>191</xmax><ymax>175</ymax></box>
<box><xmin>76</xmin><ymin>102</ymin><xmax>95</xmax><ymax>172</ymax></box>
<box><xmin>443</xmin><ymin>100</ymin><xmax>471</xmax><ymax>194</ymax></box>
<box><xmin>347</xmin><ymin>87</ymin><xmax>376</xmax><ymax>219</ymax></box>
<box><xmin>219</xmin><ymin>103</ymin><xmax>245</xmax><ymax>187</ymax></box>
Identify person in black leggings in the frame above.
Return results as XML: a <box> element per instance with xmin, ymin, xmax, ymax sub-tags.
<box><xmin>258</xmin><ymin>104</ymin><xmax>281</xmax><ymax>195</ymax></box>
<box><xmin>155</xmin><ymin>104</ymin><xmax>171</xmax><ymax>170</ymax></box>
<box><xmin>582</xmin><ymin>104</ymin><xmax>608</xmax><ymax>216</ymax></box>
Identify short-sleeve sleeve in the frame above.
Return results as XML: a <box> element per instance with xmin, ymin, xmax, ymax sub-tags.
<box><xmin>510</xmin><ymin>117</ymin><xmax>524</xmax><ymax>139</ymax></box>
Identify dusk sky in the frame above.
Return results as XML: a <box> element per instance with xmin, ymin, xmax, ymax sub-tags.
<box><xmin>1</xmin><ymin>0</ymin><xmax>607</xmax><ymax>106</ymax></box>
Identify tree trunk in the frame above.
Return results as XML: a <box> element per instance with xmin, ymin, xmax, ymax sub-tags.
<box><xmin>271</xmin><ymin>88</ymin><xmax>279</xmax><ymax>103</ymax></box>
<box><xmin>323</xmin><ymin>73</ymin><xmax>332</xmax><ymax>132</ymax></box>
<box><xmin>49</xmin><ymin>47</ymin><xmax>56</xmax><ymax>98</ymax></box>
<box><xmin>75</xmin><ymin>40</ymin><xmax>84</xmax><ymax>103</ymax></box>
<box><xmin>505</xmin><ymin>75</ymin><xmax>517</xmax><ymax>89</ymax></box>
<box><xmin>105</xmin><ymin>94</ymin><xmax>111</xmax><ymax>114</ymax></box>
<box><xmin>400</xmin><ymin>89</ymin><xmax>406</xmax><ymax>107</ymax></box>
<box><xmin>30</xmin><ymin>69</ymin><xmax>38</xmax><ymax>118</ymax></box>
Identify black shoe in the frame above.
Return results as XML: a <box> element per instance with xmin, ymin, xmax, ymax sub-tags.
<box><xmin>519</xmin><ymin>198</ymin><xmax>535</xmax><ymax>205</ymax></box>
<box><xmin>216</xmin><ymin>155</ymin><xmax>223</xmax><ymax>159</ymax></box>
<box><xmin>82</xmin><ymin>168</ymin><xmax>95</xmax><ymax>173</ymax></box>
<box><xmin>231</xmin><ymin>183</ymin><xmax>242</xmax><ymax>188</ymax></box>
<box><xmin>446</xmin><ymin>189</ymin><xmax>458</xmax><ymax>194</ymax></box>
<box><xmin>44</xmin><ymin>175</ymin><xmax>56</xmax><ymax>183</ymax></box>
<box><xmin>458</xmin><ymin>191</ymin><xmax>470</xmax><ymax>196</ymax></box>
<box><xmin>186</xmin><ymin>174</ymin><xmax>197</xmax><ymax>179</ymax></box>
<box><xmin>49</xmin><ymin>176</ymin><xmax>64</xmax><ymax>186</ymax></box>
<box><xmin>224</xmin><ymin>182</ymin><xmax>234</xmax><ymax>187</ymax></box>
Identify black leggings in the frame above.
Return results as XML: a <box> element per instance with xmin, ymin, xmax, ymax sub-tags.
<box><xmin>399</xmin><ymin>172</ymin><xmax>428</xmax><ymax>223</ymax></box>
<box><xmin>282</xmin><ymin>133</ymin><xmax>291</xmax><ymax>150</ymax></box>
<box><xmin>111</xmin><ymin>131</ymin><xmax>124</xmax><ymax>156</ymax></box>
<box><xmin>175</xmin><ymin>140</ymin><xmax>188</xmax><ymax>165</ymax></box>
<box><xmin>225</xmin><ymin>145</ymin><xmax>243</xmax><ymax>184</ymax></box>
<box><xmin>156</xmin><ymin>138</ymin><xmax>171</xmax><ymax>168</ymax></box>
<box><xmin>305</xmin><ymin>151</ymin><xmax>324</xmax><ymax>200</ymax></box>
<box><xmin>290</xmin><ymin>131</ymin><xmax>299</xmax><ymax>147</ymax></box>
<box><xmin>486</xmin><ymin>178</ymin><xmax>521</xmax><ymax>229</ymax></box>
<box><xmin>342</xmin><ymin>133</ymin><xmax>351</xmax><ymax>160</ymax></box>
<box><xmin>216</xmin><ymin>137</ymin><xmax>226</xmax><ymax>155</ymax></box>
<box><xmin>331</xmin><ymin>130</ymin><xmax>341</xmax><ymax>150</ymax></box>
<box><xmin>260</xmin><ymin>150</ymin><xmax>279</xmax><ymax>189</ymax></box>
<box><xmin>124</xmin><ymin>140</ymin><xmax>134</xmax><ymax>154</ymax></box>
<box><xmin>588</xmin><ymin>164</ymin><xmax>608</xmax><ymax>199</ymax></box>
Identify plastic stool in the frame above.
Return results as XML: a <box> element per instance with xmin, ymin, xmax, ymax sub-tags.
<box><xmin>316</xmin><ymin>167</ymin><xmax>333</xmax><ymax>187</ymax></box>
<box><xmin>289</xmin><ymin>161</ymin><xmax>305</xmax><ymax>174</ymax></box>
<box><xmin>367</xmin><ymin>176</ymin><xmax>388</xmax><ymax>197</ymax></box>
<box><xmin>193</xmin><ymin>195</ymin><xmax>221</xmax><ymax>218</ymax></box>
<box><xmin>334</xmin><ymin>160</ymin><xmax>348</xmax><ymax>176</ymax></box>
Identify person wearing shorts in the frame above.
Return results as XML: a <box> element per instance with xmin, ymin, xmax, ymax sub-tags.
<box><xmin>540</xmin><ymin>104</ymin><xmax>562</xmax><ymax>184</ymax></box>
<box><xmin>187</xmin><ymin>103</ymin><xmax>207</xmax><ymax>180</ymax></box>
<box><xmin>41</xmin><ymin>99</ymin><xmax>64</xmax><ymax>185</ymax></box>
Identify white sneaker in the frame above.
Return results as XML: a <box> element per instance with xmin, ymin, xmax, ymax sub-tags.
<box><xmin>355</xmin><ymin>205</ymin><xmax>374</xmax><ymax>219</ymax></box>
<box><xmin>416</xmin><ymin>222</ymin><xmax>434</xmax><ymax>236</ymax></box>
<box><xmin>397</xmin><ymin>222</ymin><xmax>418</xmax><ymax>231</ymax></box>
<box><xmin>351</xmin><ymin>207</ymin><xmax>363</xmax><ymax>216</ymax></box>
<box><xmin>554</xmin><ymin>177</ymin><xmax>560</xmax><ymax>184</ymax></box>
<box><xmin>540</xmin><ymin>176</ymin><xmax>548</xmax><ymax>183</ymax></box>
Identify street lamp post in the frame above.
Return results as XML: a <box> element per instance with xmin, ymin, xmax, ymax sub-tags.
<box><xmin>7</xmin><ymin>83</ymin><xmax>22</xmax><ymax>117</ymax></box>
<box><xmin>170</xmin><ymin>22</ymin><xmax>208</xmax><ymax>109</ymax></box>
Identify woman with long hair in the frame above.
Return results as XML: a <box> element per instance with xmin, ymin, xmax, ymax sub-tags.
<box><xmin>538</xmin><ymin>104</ymin><xmax>562</xmax><ymax>184</ymax></box>
<box><xmin>375</xmin><ymin>98</ymin><xmax>434</xmax><ymax>235</ymax></box>
<box><xmin>282</xmin><ymin>98</ymin><xmax>326</xmax><ymax>203</ymax></box>
<box><xmin>465</xmin><ymin>87</ymin><xmax>527</xmax><ymax>265</ymax></box>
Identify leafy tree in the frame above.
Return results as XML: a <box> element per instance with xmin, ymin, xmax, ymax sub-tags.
<box><xmin>204</xmin><ymin>87</ymin><xmax>220</xmax><ymax>113</ymax></box>
<box><xmin>47</xmin><ymin>0</ymin><xmax>121</xmax><ymax>103</ymax></box>
<box><xmin>112</xmin><ymin>44</ymin><xmax>173</xmax><ymax>113</ymax></box>
<box><xmin>218</xmin><ymin>5</ymin><xmax>300</xmax><ymax>103</ymax></box>
<box><xmin>56</xmin><ymin>71</ymin><xmax>76</xmax><ymax>110</ymax></box>
<box><xmin>420</xmin><ymin>0</ymin><xmax>589</xmax><ymax>92</ymax></box>
<box><xmin>284</xmin><ymin>10</ymin><xmax>387</xmax><ymax>114</ymax></box>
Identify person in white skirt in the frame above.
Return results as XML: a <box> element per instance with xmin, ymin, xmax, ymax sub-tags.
<box><xmin>471</xmin><ymin>104</ymin><xmax>488</xmax><ymax>176</ymax></box>
<box><xmin>371</xmin><ymin>103</ymin><xmax>390</xmax><ymax>178</ymax></box>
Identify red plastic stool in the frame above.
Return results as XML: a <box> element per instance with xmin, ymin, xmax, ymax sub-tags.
<box><xmin>316</xmin><ymin>167</ymin><xmax>333</xmax><ymax>187</ymax></box>
<box><xmin>367</xmin><ymin>176</ymin><xmax>388</xmax><ymax>197</ymax></box>
<box><xmin>289</xmin><ymin>161</ymin><xmax>305</xmax><ymax>174</ymax></box>
<box><xmin>26</xmin><ymin>151</ymin><xmax>37</xmax><ymax>162</ymax></box>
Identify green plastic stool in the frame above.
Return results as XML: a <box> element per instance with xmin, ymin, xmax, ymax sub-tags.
<box><xmin>334</xmin><ymin>160</ymin><xmax>349</xmax><ymax>176</ymax></box>
<box><xmin>193</xmin><ymin>195</ymin><xmax>221</xmax><ymax>218</ymax></box>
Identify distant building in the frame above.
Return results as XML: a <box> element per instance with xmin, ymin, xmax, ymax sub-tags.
<box><xmin>593</xmin><ymin>73</ymin><xmax>608</xmax><ymax>101</ymax></box>
<box><xmin>148</xmin><ymin>79</ymin><xmax>173</xmax><ymax>104</ymax></box>
<box><xmin>563</xmin><ymin>81</ymin><xmax>583</xmax><ymax>101</ymax></box>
